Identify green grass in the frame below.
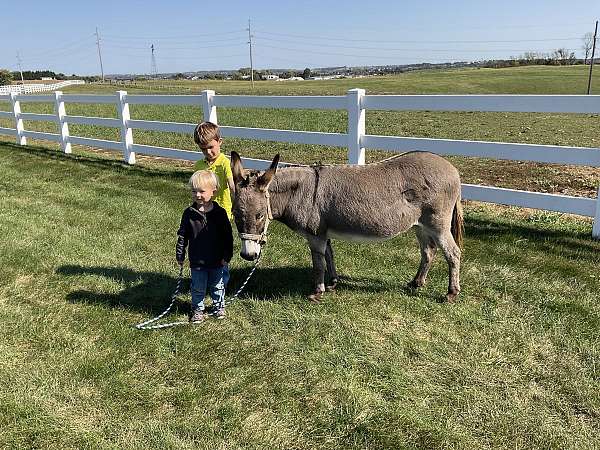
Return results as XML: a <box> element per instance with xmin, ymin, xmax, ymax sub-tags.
<box><xmin>1</xmin><ymin>66</ymin><xmax>599</xmax><ymax>448</ymax></box>
<box><xmin>1</xmin><ymin>65</ymin><xmax>598</xmax><ymax>198</ymax></box>
<box><xmin>1</xmin><ymin>137</ymin><xmax>600</xmax><ymax>449</ymax></box>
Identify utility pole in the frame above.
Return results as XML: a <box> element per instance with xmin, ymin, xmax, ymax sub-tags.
<box><xmin>150</xmin><ymin>44</ymin><xmax>158</xmax><ymax>78</ymax></box>
<box><xmin>587</xmin><ymin>20</ymin><xmax>598</xmax><ymax>95</ymax></box>
<box><xmin>95</xmin><ymin>27</ymin><xmax>105</xmax><ymax>82</ymax></box>
<box><xmin>16</xmin><ymin>52</ymin><xmax>24</xmax><ymax>84</ymax></box>
<box><xmin>247</xmin><ymin>18</ymin><xmax>254</xmax><ymax>88</ymax></box>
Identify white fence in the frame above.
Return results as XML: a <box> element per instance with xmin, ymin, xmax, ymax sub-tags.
<box><xmin>0</xmin><ymin>88</ymin><xmax>599</xmax><ymax>238</ymax></box>
<box><xmin>0</xmin><ymin>80</ymin><xmax>85</xmax><ymax>95</ymax></box>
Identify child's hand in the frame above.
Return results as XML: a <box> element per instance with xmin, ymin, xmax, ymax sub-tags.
<box><xmin>221</xmin><ymin>259</ymin><xmax>227</xmax><ymax>266</ymax></box>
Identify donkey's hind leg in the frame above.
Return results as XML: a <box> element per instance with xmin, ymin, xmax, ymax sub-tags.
<box><xmin>325</xmin><ymin>239</ymin><xmax>339</xmax><ymax>291</ymax></box>
<box><xmin>434</xmin><ymin>229</ymin><xmax>461</xmax><ymax>302</ymax></box>
<box><xmin>409</xmin><ymin>226</ymin><xmax>438</xmax><ymax>289</ymax></box>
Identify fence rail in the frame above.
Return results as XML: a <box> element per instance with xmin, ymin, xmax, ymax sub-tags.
<box><xmin>0</xmin><ymin>88</ymin><xmax>599</xmax><ymax>238</ymax></box>
<box><xmin>0</xmin><ymin>80</ymin><xmax>85</xmax><ymax>95</ymax></box>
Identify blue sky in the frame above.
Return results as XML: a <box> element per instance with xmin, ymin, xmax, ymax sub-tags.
<box><xmin>2</xmin><ymin>0</ymin><xmax>598</xmax><ymax>76</ymax></box>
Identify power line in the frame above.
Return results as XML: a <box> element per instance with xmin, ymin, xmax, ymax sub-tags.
<box><xmin>100</xmin><ymin>36</ymin><xmax>246</xmax><ymax>46</ymax></box>
<box><xmin>101</xmin><ymin>30</ymin><xmax>246</xmax><ymax>40</ymax></box>
<box><xmin>253</xmin><ymin>51</ymin><xmax>320</xmax><ymax>68</ymax></box>
<box><xmin>20</xmin><ymin>42</ymin><xmax>96</xmax><ymax>64</ymax></box>
<box><xmin>253</xmin><ymin>35</ymin><xmax>576</xmax><ymax>53</ymax></box>
<box><xmin>115</xmin><ymin>53</ymin><xmax>247</xmax><ymax>61</ymax></box>
<box><xmin>254</xmin><ymin>29</ymin><xmax>584</xmax><ymax>44</ymax></box>
<box><xmin>101</xmin><ymin>42</ymin><xmax>245</xmax><ymax>51</ymax></box>
<box><xmin>20</xmin><ymin>34</ymin><xmax>96</xmax><ymax>58</ymax></box>
<box><xmin>257</xmin><ymin>43</ymin><xmax>577</xmax><ymax>61</ymax></box>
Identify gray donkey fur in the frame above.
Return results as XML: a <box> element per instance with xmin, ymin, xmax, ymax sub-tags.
<box><xmin>230</xmin><ymin>151</ymin><xmax>464</xmax><ymax>302</ymax></box>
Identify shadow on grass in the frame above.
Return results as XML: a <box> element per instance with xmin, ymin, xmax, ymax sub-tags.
<box><xmin>55</xmin><ymin>263</ymin><xmax>412</xmax><ymax>314</ymax></box>
<box><xmin>0</xmin><ymin>141</ymin><xmax>191</xmax><ymax>182</ymax></box>
<box><xmin>465</xmin><ymin>216</ymin><xmax>600</xmax><ymax>263</ymax></box>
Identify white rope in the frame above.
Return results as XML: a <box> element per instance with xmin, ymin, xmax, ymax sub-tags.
<box><xmin>134</xmin><ymin>253</ymin><xmax>263</xmax><ymax>331</ymax></box>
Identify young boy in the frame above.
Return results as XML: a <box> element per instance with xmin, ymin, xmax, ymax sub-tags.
<box><xmin>193</xmin><ymin>121</ymin><xmax>235</xmax><ymax>221</ymax></box>
<box><xmin>193</xmin><ymin>121</ymin><xmax>236</xmax><ymax>301</ymax></box>
<box><xmin>176</xmin><ymin>170</ymin><xmax>233</xmax><ymax>323</ymax></box>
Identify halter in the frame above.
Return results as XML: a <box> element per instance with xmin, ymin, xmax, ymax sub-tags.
<box><xmin>238</xmin><ymin>189</ymin><xmax>273</xmax><ymax>245</ymax></box>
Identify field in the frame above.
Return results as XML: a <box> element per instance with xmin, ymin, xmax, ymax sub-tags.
<box><xmin>1</xmin><ymin>65</ymin><xmax>599</xmax><ymax>198</ymax></box>
<box><xmin>1</xmin><ymin>66</ymin><xmax>599</xmax><ymax>449</ymax></box>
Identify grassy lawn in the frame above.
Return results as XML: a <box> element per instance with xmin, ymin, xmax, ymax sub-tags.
<box><xmin>1</xmin><ymin>66</ymin><xmax>599</xmax><ymax>448</ymax></box>
<box><xmin>1</xmin><ymin>138</ymin><xmax>600</xmax><ymax>449</ymax></box>
<box><xmin>1</xmin><ymin>65</ymin><xmax>598</xmax><ymax>199</ymax></box>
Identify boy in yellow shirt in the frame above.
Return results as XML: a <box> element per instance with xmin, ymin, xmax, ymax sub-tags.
<box><xmin>193</xmin><ymin>121</ymin><xmax>235</xmax><ymax>304</ymax></box>
<box><xmin>193</xmin><ymin>121</ymin><xmax>235</xmax><ymax>220</ymax></box>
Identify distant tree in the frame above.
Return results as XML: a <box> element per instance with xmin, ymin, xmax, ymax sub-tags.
<box><xmin>582</xmin><ymin>32</ymin><xmax>594</xmax><ymax>64</ymax></box>
<box><xmin>551</xmin><ymin>48</ymin><xmax>575</xmax><ymax>65</ymax></box>
<box><xmin>0</xmin><ymin>69</ymin><xmax>13</xmax><ymax>85</ymax></box>
<box><xmin>302</xmin><ymin>67</ymin><xmax>311</xmax><ymax>79</ymax></box>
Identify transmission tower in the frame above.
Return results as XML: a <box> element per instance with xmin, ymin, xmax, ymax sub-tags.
<box><xmin>16</xmin><ymin>52</ymin><xmax>24</xmax><ymax>84</ymax></box>
<box><xmin>150</xmin><ymin>44</ymin><xmax>158</xmax><ymax>78</ymax></box>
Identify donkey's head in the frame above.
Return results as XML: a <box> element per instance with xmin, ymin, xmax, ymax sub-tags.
<box><xmin>230</xmin><ymin>151</ymin><xmax>280</xmax><ymax>261</ymax></box>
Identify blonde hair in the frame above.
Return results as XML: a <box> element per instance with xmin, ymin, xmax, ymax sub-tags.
<box><xmin>193</xmin><ymin>121</ymin><xmax>221</xmax><ymax>147</ymax></box>
<box><xmin>189</xmin><ymin>170</ymin><xmax>219</xmax><ymax>191</ymax></box>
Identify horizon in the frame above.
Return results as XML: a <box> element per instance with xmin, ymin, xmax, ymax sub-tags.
<box><xmin>2</xmin><ymin>0</ymin><xmax>598</xmax><ymax>77</ymax></box>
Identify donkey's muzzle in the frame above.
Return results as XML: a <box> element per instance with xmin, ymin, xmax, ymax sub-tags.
<box><xmin>240</xmin><ymin>239</ymin><xmax>261</xmax><ymax>261</ymax></box>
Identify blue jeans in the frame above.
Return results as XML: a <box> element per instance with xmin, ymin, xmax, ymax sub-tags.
<box><xmin>190</xmin><ymin>266</ymin><xmax>226</xmax><ymax>312</ymax></box>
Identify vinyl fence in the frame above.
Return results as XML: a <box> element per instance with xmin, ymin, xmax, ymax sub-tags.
<box><xmin>0</xmin><ymin>80</ymin><xmax>85</xmax><ymax>95</ymax></box>
<box><xmin>1</xmin><ymin>88</ymin><xmax>599</xmax><ymax>238</ymax></box>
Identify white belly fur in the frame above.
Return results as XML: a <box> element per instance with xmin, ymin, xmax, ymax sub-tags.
<box><xmin>327</xmin><ymin>229</ymin><xmax>396</xmax><ymax>242</ymax></box>
<box><xmin>327</xmin><ymin>221</ymin><xmax>420</xmax><ymax>242</ymax></box>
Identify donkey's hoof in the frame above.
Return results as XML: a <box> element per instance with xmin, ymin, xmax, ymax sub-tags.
<box><xmin>445</xmin><ymin>291</ymin><xmax>459</xmax><ymax>303</ymax></box>
<box><xmin>308</xmin><ymin>291</ymin><xmax>323</xmax><ymax>303</ymax></box>
<box><xmin>325</xmin><ymin>278</ymin><xmax>338</xmax><ymax>292</ymax></box>
<box><xmin>407</xmin><ymin>279</ymin><xmax>424</xmax><ymax>290</ymax></box>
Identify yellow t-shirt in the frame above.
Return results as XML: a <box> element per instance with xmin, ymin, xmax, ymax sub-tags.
<box><xmin>194</xmin><ymin>153</ymin><xmax>233</xmax><ymax>220</ymax></box>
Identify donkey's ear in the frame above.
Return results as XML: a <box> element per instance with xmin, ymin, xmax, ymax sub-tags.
<box><xmin>257</xmin><ymin>154</ymin><xmax>280</xmax><ymax>191</ymax></box>
<box><xmin>230</xmin><ymin>151</ymin><xmax>245</xmax><ymax>185</ymax></box>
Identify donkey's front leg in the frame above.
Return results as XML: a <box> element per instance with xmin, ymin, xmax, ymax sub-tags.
<box><xmin>307</xmin><ymin>236</ymin><xmax>328</xmax><ymax>302</ymax></box>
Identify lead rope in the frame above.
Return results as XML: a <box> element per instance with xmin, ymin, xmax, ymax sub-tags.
<box><xmin>135</xmin><ymin>187</ymin><xmax>274</xmax><ymax>331</ymax></box>
<box><xmin>134</xmin><ymin>251</ymin><xmax>263</xmax><ymax>331</ymax></box>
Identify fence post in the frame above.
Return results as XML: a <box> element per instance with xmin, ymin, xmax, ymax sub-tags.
<box><xmin>346</xmin><ymin>88</ymin><xmax>365</xmax><ymax>165</ymax></box>
<box><xmin>201</xmin><ymin>89</ymin><xmax>217</xmax><ymax>123</ymax></box>
<box><xmin>9</xmin><ymin>92</ymin><xmax>26</xmax><ymax>145</ymax></box>
<box><xmin>593</xmin><ymin>186</ymin><xmax>600</xmax><ymax>239</ymax></box>
<box><xmin>54</xmin><ymin>91</ymin><xmax>71</xmax><ymax>154</ymax></box>
<box><xmin>116</xmin><ymin>90</ymin><xmax>135</xmax><ymax>164</ymax></box>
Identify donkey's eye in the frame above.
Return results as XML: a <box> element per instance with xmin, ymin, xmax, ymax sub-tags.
<box><xmin>256</xmin><ymin>212</ymin><xmax>264</xmax><ymax>221</ymax></box>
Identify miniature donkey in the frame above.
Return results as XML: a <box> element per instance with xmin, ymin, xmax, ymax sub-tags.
<box><xmin>230</xmin><ymin>151</ymin><xmax>463</xmax><ymax>302</ymax></box>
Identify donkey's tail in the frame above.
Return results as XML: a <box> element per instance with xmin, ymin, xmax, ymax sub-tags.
<box><xmin>451</xmin><ymin>193</ymin><xmax>464</xmax><ymax>249</ymax></box>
